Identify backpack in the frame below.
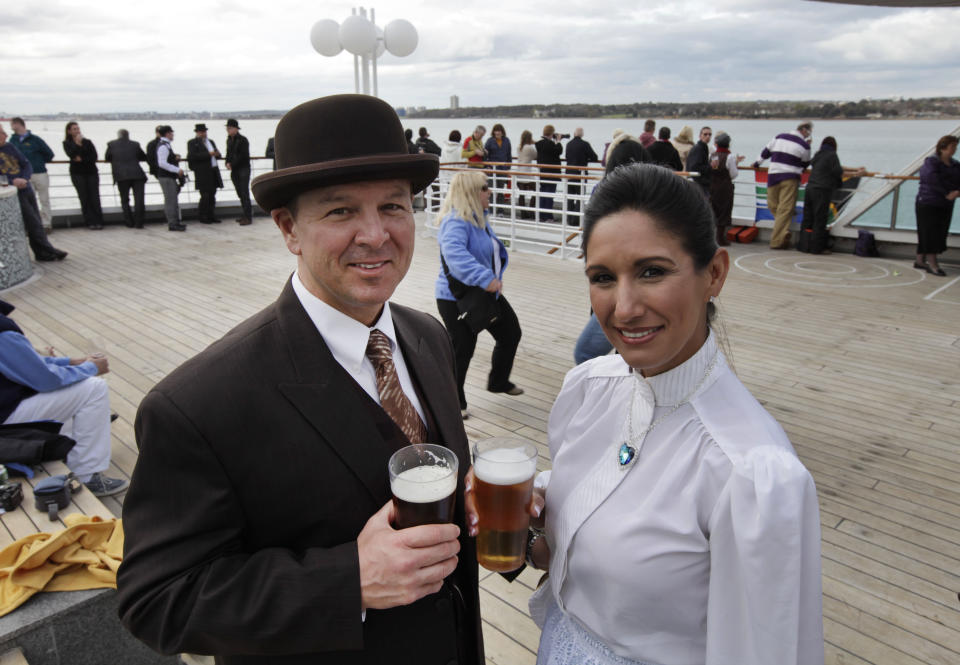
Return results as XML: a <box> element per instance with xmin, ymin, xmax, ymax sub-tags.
<box><xmin>853</xmin><ymin>229</ymin><xmax>879</xmax><ymax>257</ymax></box>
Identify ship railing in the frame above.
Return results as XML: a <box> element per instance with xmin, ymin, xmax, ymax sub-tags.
<box><xmin>40</xmin><ymin>156</ymin><xmax>277</xmax><ymax>215</ymax></box>
<box><xmin>423</xmin><ymin>161</ymin><xmax>873</xmax><ymax>258</ymax></box>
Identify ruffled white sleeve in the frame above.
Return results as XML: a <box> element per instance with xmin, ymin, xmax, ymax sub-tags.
<box><xmin>705</xmin><ymin>446</ymin><xmax>824</xmax><ymax>665</ymax></box>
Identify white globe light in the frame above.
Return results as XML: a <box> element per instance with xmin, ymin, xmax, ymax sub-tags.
<box><xmin>375</xmin><ymin>25</ymin><xmax>385</xmax><ymax>59</ymax></box>
<box><xmin>310</xmin><ymin>19</ymin><xmax>342</xmax><ymax>57</ymax></box>
<box><xmin>339</xmin><ymin>15</ymin><xmax>377</xmax><ymax>55</ymax></box>
<box><xmin>384</xmin><ymin>19</ymin><xmax>418</xmax><ymax>57</ymax></box>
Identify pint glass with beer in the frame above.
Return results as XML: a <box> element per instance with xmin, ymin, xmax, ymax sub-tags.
<box><xmin>389</xmin><ymin>444</ymin><xmax>459</xmax><ymax>530</ymax></box>
<box><xmin>472</xmin><ymin>438</ymin><xmax>538</xmax><ymax>572</ymax></box>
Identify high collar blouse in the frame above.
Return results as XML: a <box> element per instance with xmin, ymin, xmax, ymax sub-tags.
<box><xmin>533</xmin><ymin>332</ymin><xmax>824</xmax><ymax>665</ymax></box>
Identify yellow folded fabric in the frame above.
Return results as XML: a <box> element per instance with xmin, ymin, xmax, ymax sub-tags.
<box><xmin>0</xmin><ymin>514</ymin><xmax>123</xmax><ymax>616</ymax></box>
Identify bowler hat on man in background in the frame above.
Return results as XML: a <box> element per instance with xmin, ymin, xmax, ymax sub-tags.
<box><xmin>250</xmin><ymin>94</ymin><xmax>439</xmax><ymax>213</ymax></box>
<box><xmin>194</xmin><ymin>123</ymin><xmax>208</xmax><ymax>132</ymax></box>
<box><xmin>226</xmin><ymin>119</ymin><xmax>240</xmax><ymax>129</ymax></box>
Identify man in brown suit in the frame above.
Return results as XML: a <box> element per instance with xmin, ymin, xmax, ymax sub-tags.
<box><xmin>118</xmin><ymin>95</ymin><xmax>482</xmax><ymax>664</ymax></box>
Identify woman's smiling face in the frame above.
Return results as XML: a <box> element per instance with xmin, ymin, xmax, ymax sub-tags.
<box><xmin>585</xmin><ymin>209</ymin><xmax>728</xmax><ymax>376</ymax></box>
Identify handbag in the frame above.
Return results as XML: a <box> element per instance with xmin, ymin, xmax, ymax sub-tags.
<box><xmin>440</xmin><ymin>243</ymin><xmax>501</xmax><ymax>335</ymax></box>
<box><xmin>33</xmin><ymin>473</ymin><xmax>81</xmax><ymax>521</ymax></box>
<box><xmin>453</xmin><ymin>285</ymin><xmax>500</xmax><ymax>334</ymax></box>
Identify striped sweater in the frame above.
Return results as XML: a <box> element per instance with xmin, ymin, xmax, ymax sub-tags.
<box><xmin>755</xmin><ymin>130</ymin><xmax>811</xmax><ymax>186</ymax></box>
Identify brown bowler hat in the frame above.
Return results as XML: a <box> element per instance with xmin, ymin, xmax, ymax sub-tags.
<box><xmin>251</xmin><ymin>94</ymin><xmax>439</xmax><ymax>212</ymax></box>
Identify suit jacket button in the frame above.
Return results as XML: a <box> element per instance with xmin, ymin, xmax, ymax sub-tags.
<box><xmin>435</xmin><ymin>598</ymin><xmax>451</xmax><ymax>615</ymax></box>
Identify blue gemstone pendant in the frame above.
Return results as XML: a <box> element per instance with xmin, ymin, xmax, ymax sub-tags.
<box><xmin>618</xmin><ymin>443</ymin><xmax>636</xmax><ymax>467</ymax></box>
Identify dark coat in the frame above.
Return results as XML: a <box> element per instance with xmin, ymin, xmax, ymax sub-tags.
<box><xmin>145</xmin><ymin>138</ymin><xmax>161</xmax><ymax>177</ymax></box>
<box><xmin>225</xmin><ymin>133</ymin><xmax>251</xmax><ymax>170</ymax></box>
<box><xmin>647</xmin><ymin>140</ymin><xmax>683</xmax><ymax>171</ymax></box>
<box><xmin>415</xmin><ymin>137</ymin><xmax>442</xmax><ymax>156</ymax></box>
<box><xmin>117</xmin><ymin>281</ymin><xmax>483</xmax><ymax>665</ymax></box>
<box><xmin>564</xmin><ymin>136</ymin><xmax>598</xmax><ymax>174</ymax></box>
<box><xmin>686</xmin><ymin>140</ymin><xmax>711</xmax><ymax>188</ymax></box>
<box><xmin>105</xmin><ymin>138</ymin><xmax>147</xmax><ymax>183</ymax></box>
<box><xmin>916</xmin><ymin>155</ymin><xmax>960</xmax><ymax>208</ymax></box>
<box><xmin>535</xmin><ymin>137</ymin><xmax>563</xmax><ymax>181</ymax></box>
<box><xmin>62</xmin><ymin>138</ymin><xmax>98</xmax><ymax>176</ymax></box>
<box><xmin>807</xmin><ymin>146</ymin><xmax>843</xmax><ymax>192</ymax></box>
<box><xmin>186</xmin><ymin>137</ymin><xmax>224</xmax><ymax>191</ymax></box>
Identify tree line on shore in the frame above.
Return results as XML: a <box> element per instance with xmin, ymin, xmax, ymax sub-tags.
<box><xmin>407</xmin><ymin>97</ymin><xmax>960</xmax><ymax>120</ymax></box>
<box><xmin>8</xmin><ymin>96</ymin><xmax>958</xmax><ymax>122</ymax></box>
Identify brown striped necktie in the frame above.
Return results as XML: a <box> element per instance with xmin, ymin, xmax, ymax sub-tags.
<box><xmin>365</xmin><ymin>330</ymin><xmax>427</xmax><ymax>444</ymax></box>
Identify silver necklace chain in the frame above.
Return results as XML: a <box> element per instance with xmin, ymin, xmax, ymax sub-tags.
<box><xmin>618</xmin><ymin>349</ymin><xmax>721</xmax><ymax>470</ymax></box>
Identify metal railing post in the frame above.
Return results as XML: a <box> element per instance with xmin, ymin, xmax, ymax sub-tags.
<box><xmin>889</xmin><ymin>184</ymin><xmax>900</xmax><ymax>230</ymax></box>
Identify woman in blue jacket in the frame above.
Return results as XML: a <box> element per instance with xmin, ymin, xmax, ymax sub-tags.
<box><xmin>436</xmin><ymin>170</ymin><xmax>523</xmax><ymax>418</ymax></box>
<box><xmin>484</xmin><ymin>124</ymin><xmax>513</xmax><ymax>216</ymax></box>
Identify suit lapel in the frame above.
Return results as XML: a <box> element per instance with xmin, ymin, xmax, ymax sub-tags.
<box><xmin>392</xmin><ymin>307</ymin><xmax>465</xmax><ymax>457</ymax></box>
<box><xmin>273</xmin><ymin>280</ymin><xmax>393</xmax><ymax>503</ymax></box>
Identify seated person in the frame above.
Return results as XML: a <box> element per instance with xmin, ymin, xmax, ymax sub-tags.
<box><xmin>0</xmin><ymin>299</ymin><xmax>128</xmax><ymax>496</ymax></box>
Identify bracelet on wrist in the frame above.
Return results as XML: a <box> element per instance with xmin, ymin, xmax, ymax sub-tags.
<box><xmin>525</xmin><ymin>526</ymin><xmax>545</xmax><ymax>569</ymax></box>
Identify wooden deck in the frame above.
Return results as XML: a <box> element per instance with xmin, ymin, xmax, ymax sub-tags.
<box><xmin>2</xmin><ymin>215</ymin><xmax>958</xmax><ymax>664</ymax></box>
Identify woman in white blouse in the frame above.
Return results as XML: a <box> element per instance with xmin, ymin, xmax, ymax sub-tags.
<box><xmin>468</xmin><ymin>164</ymin><xmax>824</xmax><ymax>665</ymax></box>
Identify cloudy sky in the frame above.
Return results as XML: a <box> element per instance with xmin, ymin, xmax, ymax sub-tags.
<box><xmin>4</xmin><ymin>0</ymin><xmax>958</xmax><ymax>114</ymax></box>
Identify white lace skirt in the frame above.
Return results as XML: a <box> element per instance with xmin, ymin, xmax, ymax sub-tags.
<box><xmin>536</xmin><ymin>597</ymin><xmax>661</xmax><ymax>665</ymax></box>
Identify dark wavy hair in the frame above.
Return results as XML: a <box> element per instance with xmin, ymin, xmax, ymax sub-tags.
<box><xmin>583</xmin><ymin>163</ymin><xmax>718</xmax><ymax>270</ymax></box>
<box><xmin>64</xmin><ymin>121</ymin><xmax>78</xmax><ymax>141</ymax></box>
<box><xmin>935</xmin><ymin>135</ymin><xmax>958</xmax><ymax>158</ymax></box>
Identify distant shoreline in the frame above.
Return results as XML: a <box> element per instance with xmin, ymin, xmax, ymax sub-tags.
<box><xmin>6</xmin><ymin>96</ymin><xmax>958</xmax><ymax>122</ymax></box>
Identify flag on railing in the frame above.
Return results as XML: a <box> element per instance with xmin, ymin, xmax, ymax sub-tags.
<box><xmin>754</xmin><ymin>170</ymin><xmax>810</xmax><ymax>224</ymax></box>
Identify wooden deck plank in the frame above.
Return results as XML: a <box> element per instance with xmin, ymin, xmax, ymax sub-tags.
<box><xmin>3</xmin><ymin>219</ymin><xmax>958</xmax><ymax>664</ymax></box>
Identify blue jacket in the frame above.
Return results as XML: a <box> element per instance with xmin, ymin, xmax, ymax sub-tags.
<box><xmin>435</xmin><ymin>212</ymin><xmax>509</xmax><ymax>302</ymax></box>
<box><xmin>0</xmin><ymin>143</ymin><xmax>32</xmax><ymax>181</ymax></box>
<box><xmin>9</xmin><ymin>131</ymin><xmax>54</xmax><ymax>175</ymax></box>
<box><xmin>484</xmin><ymin>136</ymin><xmax>512</xmax><ymax>165</ymax></box>
<box><xmin>0</xmin><ymin>300</ymin><xmax>98</xmax><ymax>422</ymax></box>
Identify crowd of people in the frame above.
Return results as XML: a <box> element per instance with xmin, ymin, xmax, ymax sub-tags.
<box><xmin>3</xmin><ymin>114</ymin><xmax>955</xmax><ymax>269</ymax></box>
<box><xmin>0</xmin><ymin>117</ymin><xmax>263</xmax><ymax>235</ymax></box>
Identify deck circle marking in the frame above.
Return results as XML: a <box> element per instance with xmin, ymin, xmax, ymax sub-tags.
<box><xmin>794</xmin><ymin>261</ymin><xmax>857</xmax><ymax>274</ymax></box>
<box><xmin>734</xmin><ymin>253</ymin><xmax>925</xmax><ymax>288</ymax></box>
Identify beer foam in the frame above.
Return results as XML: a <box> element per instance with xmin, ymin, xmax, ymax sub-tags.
<box><xmin>391</xmin><ymin>465</ymin><xmax>457</xmax><ymax>503</ymax></box>
<box><xmin>474</xmin><ymin>447</ymin><xmax>537</xmax><ymax>485</ymax></box>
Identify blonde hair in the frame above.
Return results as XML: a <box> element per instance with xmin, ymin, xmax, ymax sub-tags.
<box><xmin>674</xmin><ymin>125</ymin><xmax>694</xmax><ymax>145</ymax></box>
<box><xmin>438</xmin><ymin>170</ymin><xmax>488</xmax><ymax>228</ymax></box>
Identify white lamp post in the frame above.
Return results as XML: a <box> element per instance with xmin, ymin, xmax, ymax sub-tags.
<box><xmin>310</xmin><ymin>7</ymin><xmax>418</xmax><ymax>97</ymax></box>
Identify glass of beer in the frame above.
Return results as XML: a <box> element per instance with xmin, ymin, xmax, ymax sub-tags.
<box><xmin>389</xmin><ymin>444</ymin><xmax>459</xmax><ymax>530</ymax></box>
<box><xmin>472</xmin><ymin>438</ymin><xmax>538</xmax><ymax>572</ymax></box>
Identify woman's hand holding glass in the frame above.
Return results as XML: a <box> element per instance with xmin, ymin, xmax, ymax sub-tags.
<box><xmin>464</xmin><ymin>465</ymin><xmax>548</xmax><ymax>570</ymax></box>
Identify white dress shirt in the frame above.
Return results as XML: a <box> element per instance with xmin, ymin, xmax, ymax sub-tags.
<box><xmin>204</xmin><ymin>137</ymin><xmax>217</xmax><ymax>167</ymax></box>
<box><xmin>531</xmin><ymin>332</ymin><xmax>824</xmax><ymax>665</ymax></box>
<box><xmin>156</xmin><ymin>138</ymin><xmax>180</xmax><ymax>175</ymax></box>
<box><xmin>291</xmin><ymin>272</ymin><xmax>426</xmax><ymax>425</ymax></box>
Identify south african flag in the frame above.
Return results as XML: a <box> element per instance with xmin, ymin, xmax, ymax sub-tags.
<box><xmin>754</xmin><ymin>170</ymin><xmax>809</xmax><ymax>224</ymax></box>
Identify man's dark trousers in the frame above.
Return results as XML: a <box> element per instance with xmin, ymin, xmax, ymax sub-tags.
<box><xmin>17</xmin><ymin>186</ymin><xmax>57</xmax><ymax>257</ymax></box>
<box><xmin>230</xmin><ymin>166</ymin><xmax>252</xmax><ymax>220</ymax></box>
<box><xmin>198</xmin><ymin>187</ymin><xmax>217</xmax><ymax>223</ymax></box>
<box><xmin>118</xmin><ymin>179</ymin><xmax>146</xmax><ymax>227</ymax></box>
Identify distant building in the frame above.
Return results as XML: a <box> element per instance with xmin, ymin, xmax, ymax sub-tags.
<box><xmin>450</xmin><ymin>95</ymin><xmax>459</xmax><ymax>110</ymax></box>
